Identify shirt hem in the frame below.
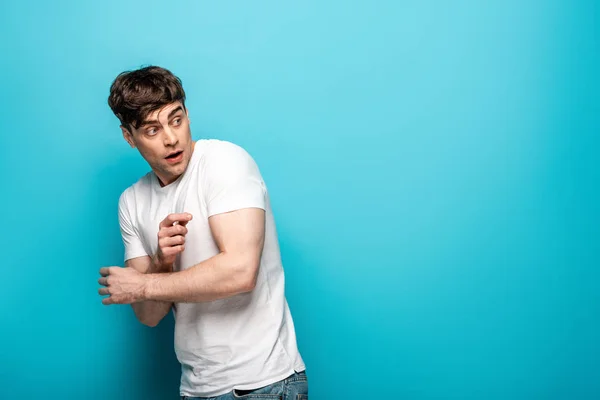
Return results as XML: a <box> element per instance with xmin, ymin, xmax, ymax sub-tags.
<box><xmin>179</xmin><ymin>367</ymin><xmax>304</xmax><ymax>398</ymax></box>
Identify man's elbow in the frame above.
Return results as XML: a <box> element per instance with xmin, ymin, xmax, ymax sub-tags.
<box><xmin>132</xmin><ymin>305</ymin><xmax>162</xmax><ymax>328</ymax></box>
<box><xmin>237</xmin><ymin>260</ymin><xmax>260</xmax><ymax>293</ymax></box>
<box><xmin>240</xmin><ymin>277</ymin><xmax>257</xmax><ymax>293</ymax></box>
<box><xmin>140</xmin><ymin>316</ymin><xmax>161</xmax><ymax>328</ymax></box>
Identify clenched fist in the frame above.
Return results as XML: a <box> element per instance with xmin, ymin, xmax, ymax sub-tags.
<box><xmin>156</xmin><ymin>213</ymin><xmax>193</xmax><ymax>267</ymax></box>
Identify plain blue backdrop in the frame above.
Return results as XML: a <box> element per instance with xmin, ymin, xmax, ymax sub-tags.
<box><xmin>1</xmin><ymin>1</ymin><xmax>598</xmax><ymax>399</ymax></box>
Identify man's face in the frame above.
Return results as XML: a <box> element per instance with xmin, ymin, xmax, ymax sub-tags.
<box><xmin>122</xmin><ymin>101</ymin><xmax>194</xmax><ymax>186</ymax></box>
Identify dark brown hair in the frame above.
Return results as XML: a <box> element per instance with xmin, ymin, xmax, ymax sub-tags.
<box><xmin>108</xmin><ymin>65</ymin><xmax>186</xmax><ymax>131</ymax></box>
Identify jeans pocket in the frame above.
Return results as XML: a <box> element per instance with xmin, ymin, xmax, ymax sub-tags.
<box><xmin>284</xmin><ymin>377</ymin><xmax>308</xmax><ymax>400</ymax></box>
<box><xmin>232</xmin><ymin>380</ymin><xmax>284</xmax><ymax>399</ymax></box>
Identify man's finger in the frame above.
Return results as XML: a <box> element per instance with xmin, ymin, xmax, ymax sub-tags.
<box><xmin>160</xmin><ymin>213</ymin><xmax>193</xmax><ymax>228</ymax></box>
<box><xmin>98</xmin><ymin>287</ymin><xmax>110</xmax><ymax>296</ymax></box>
<box><xmin>102</xmin><ymin>296</ymin><xmax>113</xmax><ymax>306</ymax></box>
<box><xmin>160</xmin><ymin>225</ymin><xmax>188</xmax><ymax>238</ymax></box>
<box><xmin>99</xmin><ymin>267</ymin><xmax>114</xmax><ymax>277</ymax></box>
<box><xmin>178</xmin><ymin>216</ymin><xmax>192</xmax><ymax>227</ymax></box>
<box><xmin>162</xmin><ymin>245</ymin><xmax>184</xmax><ymax>257</ymax></box>
<box><xmin>159</xmin><ymin>235</ymin><xmax>186</xmax><ymax>248</ymax></box>
<box><xmin>98</xmin><ymin>277</ymin><xmax>109</xmax><ymax>286</ymax></box>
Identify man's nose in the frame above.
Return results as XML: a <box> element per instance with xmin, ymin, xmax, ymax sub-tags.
<box><xmin>163</xmin><ymin>126</ymin><xmax>178</xmax><ymax>146</ymax></box>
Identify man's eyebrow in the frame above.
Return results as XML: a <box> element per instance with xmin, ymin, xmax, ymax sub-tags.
<box><xmin>168</xmin><ymin>106</ymin><xmax>184</xmax><ymax>119</ymax></box>
<box><xmin>138</xmin><ymin>106</ymin><xmax>183</xmax><ymax>128</ymax></box>
<box><xmin>139</xmin><ymin>119</ymin><xmax>159</xmax><ymax>128</ymax></box>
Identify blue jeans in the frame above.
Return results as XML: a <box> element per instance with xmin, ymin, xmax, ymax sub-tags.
<box><xmin>182</xmin><ymin>370</ymin><xmax>308</xmax><ymax>400</ymax></box>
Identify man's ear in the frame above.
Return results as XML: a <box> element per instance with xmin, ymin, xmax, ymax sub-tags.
<box><xmin>121</xmin><ymin>125</ymin><xmax>136</xmax><ymax>148</ymax></box>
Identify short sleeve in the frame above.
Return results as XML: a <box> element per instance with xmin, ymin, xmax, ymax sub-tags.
<box><xmin>118</xmin><ymin>190</ymin><xmax>149</xmax><ymax>262</ymax></box>
<box><xmin>204</xmin><ymin>142</ymin><xmax>266</xmax><ymax>217</ymax></box>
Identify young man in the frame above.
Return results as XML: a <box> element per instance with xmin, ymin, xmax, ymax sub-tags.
<box><xmin>98</xmin><ymin>66</ymin><xmax>307</xmax><ymax>399</ymax></box>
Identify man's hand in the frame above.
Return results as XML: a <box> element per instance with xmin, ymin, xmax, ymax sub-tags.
<box><xmin>98</xmin><ymin>267</ymin><xmax>150</xmax><ymax>305</ymax></box>
<box><xmin>156</xmin><ymin>213</ymin><xmax>193</xmax><ymax>268</ymax></box>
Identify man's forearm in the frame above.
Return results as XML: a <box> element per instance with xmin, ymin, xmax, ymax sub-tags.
<box><xmin>132</xmin><ymin>255</ymin><xmax>173</xmax><ymax>326</ymax></box>
<box><xmin>143</xmin><ymin>252</ymin><xmax>257</xmax><ymax>303</ymax></box>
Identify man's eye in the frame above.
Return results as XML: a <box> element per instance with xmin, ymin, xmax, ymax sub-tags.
<box><xmin>173</xmin><ymin>118</ymin><xmax>181</xmax><ymax>126</ymax></box>
<box><xmin>147</xmin><ymin>128</ymin><xmax>157</xmax><ymax>135</ymax></box>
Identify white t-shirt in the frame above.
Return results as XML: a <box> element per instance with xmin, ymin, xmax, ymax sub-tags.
<box><xmin>117</xmin><ymin>139</ymin><xmax>306</xmax><ymax>397</ymax></box>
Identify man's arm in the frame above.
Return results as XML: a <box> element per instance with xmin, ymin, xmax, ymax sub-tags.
<box><xmin>99</xmin><ymin>207</ymin><xmax>265</xmax><ymax>305</ymax></box>
<box><xmin>144</xmin><ymin>207</ymin><xmax>265</xmax><ymax>302</ymax></box>
<box><xmin>127</xmin><ymin>255</ymin><xmax>173</xmax><ymax>327</ymax></box>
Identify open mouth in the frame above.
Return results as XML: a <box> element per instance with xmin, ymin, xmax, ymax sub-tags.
<box><xmin>166</xmin><ymin>150</ymin><xmax>183</xmax><ymax>160</ymax></box>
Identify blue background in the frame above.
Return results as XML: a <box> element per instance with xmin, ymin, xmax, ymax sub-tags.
<box><xmin>1</xmin><ymin>1</ymin><xmax>598</xmax><ymax>399</ymax></box>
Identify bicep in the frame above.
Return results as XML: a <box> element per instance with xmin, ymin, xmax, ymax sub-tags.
<box><xmin>208</xmin><ymin>208</ymin><xmax>266</xmax><ymax>263</ymax></box>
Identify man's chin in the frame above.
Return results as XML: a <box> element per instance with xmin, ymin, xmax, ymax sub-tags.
<box><xmin>165</xmin><ymin>160</ymin><xmax>188</xmax><ymax>175</ymax></box>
